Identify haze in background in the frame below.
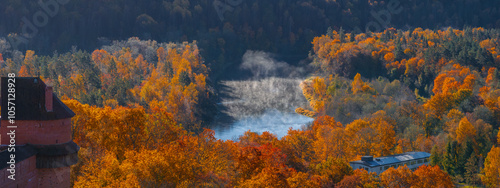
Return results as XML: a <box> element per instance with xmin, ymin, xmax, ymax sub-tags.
<box><xmin>213</xmin><ymin>51</ymin><xmax>312</xmax><ymax>140</ymax></box>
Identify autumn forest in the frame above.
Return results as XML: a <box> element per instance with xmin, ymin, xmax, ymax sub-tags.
<box><xmin>1</xmin><ymin>0</ymin><xmax>500</xmax><ymax>187</ymax></box>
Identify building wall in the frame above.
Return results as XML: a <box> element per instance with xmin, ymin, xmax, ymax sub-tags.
<box><xmin>38</xmin><ymin>167</ymin><xmax>71</xmax><ymax>188</ymax></box>
<box><xmin>350</xmin><ymin>157</ymin><xmax>430</xmax><ymax>174</ymax></box>
<box><xmin>0</xmin><ymin>118</ymin><xmax>73</xmax><ymax>188</ymax></box>
<box><xmin>0</xmin><ymin>118</ymin><xmax>72</xmax><ymax>145</ymax></box>
<box><xmin>0</xmin><ymin>155</ymin><xmax>38</xmax><ymax>188</ymax></box>
<box><xmin>0</xmin><ymin>161</ymin><xmax>71</xmax><ymax>188</ymax></box>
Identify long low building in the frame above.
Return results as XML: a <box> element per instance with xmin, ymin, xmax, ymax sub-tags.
<box><xmin>349</xmin><ymin>152</ymin><xmax>431</xmax><ymax>174</ymax></box>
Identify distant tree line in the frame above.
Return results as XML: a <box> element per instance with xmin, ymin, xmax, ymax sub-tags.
<box><xmin>1</xmin><ymin>0</ymin><xmax>499</xmax><ymax>80</ymax></box>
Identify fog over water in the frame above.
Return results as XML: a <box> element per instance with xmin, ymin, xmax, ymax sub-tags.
<box><xmin>212</xmin><ymin>51</ymin><xmax>313</xmax><ymax>140</ymax></box>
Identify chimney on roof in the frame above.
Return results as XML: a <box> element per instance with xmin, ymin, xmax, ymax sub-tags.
<box><xmin>361</xmin><ymin>156</ymin><xmax>373</xmax><ymax>162</ymax></box>
<box><xmin>45</xmin><ymin>85</ymin><xmax>53</xmax><ymax>112</ymax></box>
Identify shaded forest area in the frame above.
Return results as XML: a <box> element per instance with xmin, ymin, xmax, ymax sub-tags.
<box><xmin>1</xmin><ymin>0</ymin><xmax>500</xmax><ymax>80</ymax></box>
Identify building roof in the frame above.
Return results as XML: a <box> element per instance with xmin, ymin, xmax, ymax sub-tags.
<box><xmin>349</xmin><ymin>152</ymin><xmax>431</xmax><ymax>167</ymax></box>
<box><xmin>1</xmin><ymin>77</ymin><xmax>75</xmax><ymax>120</ymax></box>
<box><xmin>0</xmin><ymin>141</ymin><xmax>80</xmax><ymax>169</ymax></box>
<box><xmin>33</xmin><ymin>141</ymin><xmax>80</xmax><ymax>156</ymax></box>
<box><xmin>0</xmin><ymin>144</ymin><xmax>38</xmax><ymax>169</ymax></box>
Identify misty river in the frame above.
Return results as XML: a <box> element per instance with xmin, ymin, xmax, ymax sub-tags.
<box><xmin>211</xmin><ymin>51</ymin><xmax>313</xmax><ymax>140</ymax></box>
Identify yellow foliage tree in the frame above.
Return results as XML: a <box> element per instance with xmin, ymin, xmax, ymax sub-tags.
<box><xmin>74</xmin><ymin>151</ymin><xmax>141</xmax><ymax>188</ymax></box>
<box><xmin>280</xmin><ymin>129</ymin><xmax>315</xmax><ymax>172</ymax></box>
<box><xmin>380</xmin><ymin>165</ymin><xmax>417</xmax><ymax>188</ymax></box>
<box><xmin>445</xmin><ymin>109</ymin><xmax>464</xmax><ymax>139</ymax></box>
<box><xmin>313</xmin><ymin>124</ymin><xmax>351</xmax><ymax>162</ymax></box>
<box><xmin>312</xmin><ymin>77</ymin><xmax>327</xmax><ymax>114</ymax></box>
<box><xmin>456</xmin><ymin>117</ymin><xmax>476</xmax><ymax>144</ymax></box>
<box><xmin>497</xmin><ymin>129</ymin><xmax>500</xmax><ymax>145</ymax></box>
<box><xmin>346</xmin><ymin>119</ymin><xmax>376</xmax><ymax>156</ymax></box>
<box><xmin>345</xmin><ymin>111</ymin><xmax>395</xmax><ymax>157</ymax></box>
<box><xmin>351</xmin><ymin>73</ymin><xmax>373</xmax><ymax>94</ymax></box>
<box><xmin>482</xmin><ymin>146</ymin><xmax>500</xmax><ymax>188</ymax></box>
<box><xmin>23</xmin><ymin>50</ymin><xmax>37</xmax><ymax>76</ymax></box>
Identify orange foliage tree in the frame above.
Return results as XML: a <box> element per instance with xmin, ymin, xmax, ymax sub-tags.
<box><xmin>413</xmin><ymin>165</ymin><xmax>454</xmax><ymax>188</ymax></box>
<box><xmin>380</xmin><ymin>165</ymin><xmax>417</xmax><ymax>188</ymax></box>
<box><xmin>345</xmin><ymin>111</ymin><xmax>395</xmax><ymax>157</ymax></box>
<box><xmin>336</xmin><ymin>169</ymin><xmax>381</xmax><ymax>188</ymax></box>
<box><xmin>351</xmin><ymin>73</ymin><xmax>374</xmax><ymax>94</ymax></box>
<box><xmin>425</xmin><ymin>64</ymin><xmax>476</xmax><ymax>119</ymax></box>
<box><xmin>313</xmin><ymin>117</ymin><xmax>351</xmax><ymax>162</ymax></box>
<box><xmin>312</xmin><ymin>157</ymin><xmax>353</xmax><ymax>186</ymax></box>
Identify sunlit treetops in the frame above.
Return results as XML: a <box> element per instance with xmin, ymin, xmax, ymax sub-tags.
<box><xmin>0</xmin><ymin>39</ymin><xmax>212</xmax><ymax>132</ymax></box>
<box><xmin>2</xmin><ymin>28</ymin><xmax>500</xmax><ymax>187</ymax></box>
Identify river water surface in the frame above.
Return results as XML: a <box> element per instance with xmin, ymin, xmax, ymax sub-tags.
<box><xmin>212</xmin><ymin>77</ymin><xmax>313</xmax><ymax>140</ymax></box>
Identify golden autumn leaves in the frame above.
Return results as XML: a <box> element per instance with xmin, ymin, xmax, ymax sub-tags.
<box><xmin>5</xmin><ymin>27</ymin><xmax>500</xmax><ymax>187</ymax></box>
<box><xmin>311</xmin><ymin>113</ymin><xmax>395</xmax><ymax>162</ymax></box>
<box><xmin>91</xmin><ymin>44</ymin><xmax>209</xmax><ymax>130</ymax></box>
<box><xmin>482</xmin><ymin>146</ymin><xmax>500</xmax><ymax>187</ymax></box>
<box><xmin>305</xmin><ymin>27</ymin><xmax>500</xmax><ymax>187</ymax></box>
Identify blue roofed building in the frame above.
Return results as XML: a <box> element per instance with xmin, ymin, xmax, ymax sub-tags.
<box><xmin>349</xmin><ymin>152</ymin><xmax>431</xmax><ymax>174</ymax></box>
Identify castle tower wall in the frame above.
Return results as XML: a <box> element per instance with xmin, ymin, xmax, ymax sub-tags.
<box><xmin>0</xmin><ymin>77</ymin><xmax>78</xmax><ymax>188</ymax></box>
<box><xmin>0</xmin><ymin>155</ymin><xmax>38</xmax><ymax>188</ymax></box>
<box><xmin>37</xmin><ymin>167</ymin><xmax>71</xmax><ymax>188</ymax></box>
<box><xmin>0</xmin><ymin>119</ymin><xmax>72</xmax><ymax>145</ymax></box>
<box><xmin>0</xmin><ymin>119</ymin><xmax>72</xmax><ymax>146</ymax></box>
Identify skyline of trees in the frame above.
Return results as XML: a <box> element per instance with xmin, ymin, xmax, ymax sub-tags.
<box><xmin>1</xmin><ymin>0</ymin><xmax>500</xmax><ymax>81</ymax></box>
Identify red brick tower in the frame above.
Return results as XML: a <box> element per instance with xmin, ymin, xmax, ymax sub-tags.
<box><xmin>0</xmin><ymin>77</ymin><xmax>79</xmax><ymax>188</ymax></box>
